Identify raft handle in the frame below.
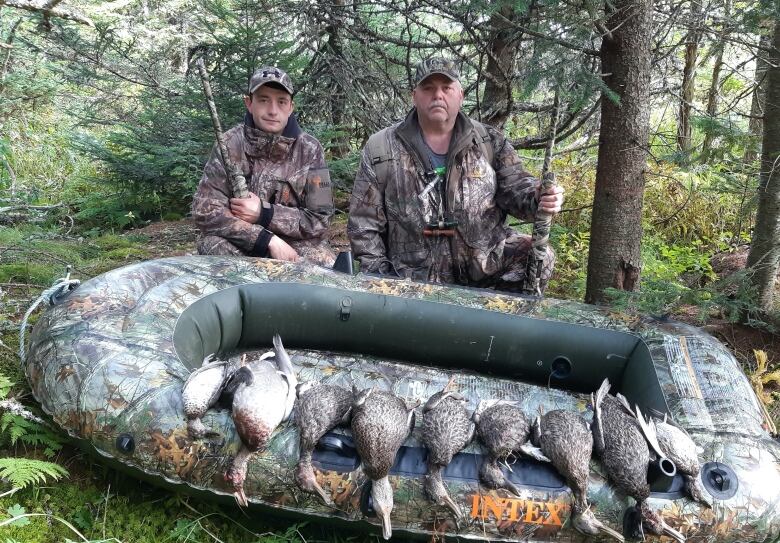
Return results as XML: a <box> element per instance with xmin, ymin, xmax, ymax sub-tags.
<box><xmin>340</xmin><ymin>297</ymin><xmax>353</xmax><ymax>321</ymax></box>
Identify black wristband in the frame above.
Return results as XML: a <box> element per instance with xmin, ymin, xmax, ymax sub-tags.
<box><xmin>252</xmin><ymin>229</ymin><xmax>273</xmax><ymax>257</ymax></box>
<box><xmin>257</xmin><ymin>201</ymin><xmax>274</xmax><ymax>228</ymax></box>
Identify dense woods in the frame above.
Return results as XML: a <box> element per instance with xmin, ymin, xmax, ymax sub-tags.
<box><xmin>1</xmin><ymin>0</ymin><xmax>780</xmax><ymax>541</ymax></box>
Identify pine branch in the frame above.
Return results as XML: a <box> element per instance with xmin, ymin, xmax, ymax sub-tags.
<box><xmin>0</xmin><ymin>0</ymin><xmax>93</xmax><ymax>26</ymax></box>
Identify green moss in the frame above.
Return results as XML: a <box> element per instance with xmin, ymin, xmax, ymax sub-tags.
<box><xmin>102</xmin><ymin>247</ymin><xmax>149</xmax><ymax>261</ymax></box>
<box><xmin>92</xmin><ymin>234</ymin><xmax>135</xmax><ymax>251</ymax></box>
<box><xmin>0</xmin><ymin>264</ymin><xmax>55</xmax><ymax>286</ymax></box>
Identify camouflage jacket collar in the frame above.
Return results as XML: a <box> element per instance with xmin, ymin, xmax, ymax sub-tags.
<box><xmin>242</xmin><ymin>112</ymin><xmax>303</xmax><ymax>161</ymax></box>
<box><xmin>396</xmin><ymin>108</ymin><xmax>475</xmax><ymax>172</ymax></box>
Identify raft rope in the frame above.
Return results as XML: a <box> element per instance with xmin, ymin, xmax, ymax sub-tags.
<box><xmin>18</xmin><ymin>268</ymin><xmax>80</xmax><ymax>364</ymax></box>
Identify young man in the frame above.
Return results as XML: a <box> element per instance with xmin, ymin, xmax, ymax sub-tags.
<box><xmin>192</xmin><ymin>66</ymin><xmax>335</xmax><ymax>265</ymax></box>
<box><xmin>348</xmin><ymin>58</ymin><xmax>564</xmax><ymax>292</ymax></box>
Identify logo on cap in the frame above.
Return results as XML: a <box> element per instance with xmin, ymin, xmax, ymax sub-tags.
<box><xmin>248</xmin><ymin>66</ymin><xmax>294</xmax><ymax>95</ymax></box>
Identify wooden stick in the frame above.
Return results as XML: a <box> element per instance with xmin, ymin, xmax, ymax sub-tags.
<box><xmin>195</xmin><ymin>58</ymin><xmax>249</xmax><ymax>199</ymax></box>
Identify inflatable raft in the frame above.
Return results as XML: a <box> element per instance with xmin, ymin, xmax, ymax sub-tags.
<box><xmin>24</xmin><ymin>256</ymin><xmax>780</xmax><ymax>541</ymax></box>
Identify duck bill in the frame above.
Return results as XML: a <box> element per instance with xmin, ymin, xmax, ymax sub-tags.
<box><xmin>234</xmin><ymin>488</ymin><xmax>248</xmax><ymax>508</ymax></box>
<box><xmin>596</xmin><ymin>521</ymin><xmax>625</xmax><ymax>542</ymax></box>
<box><xmin>442</xmin><ymin>493</ymin><xmax>463</xmax><ymax>521</ymax></box>
<box><xmin>503</xmin><ymin>478</ymin><xmax>522</xmax><ymax>498</ymax></box>
<box><xmin>313</xmin><ymin>480</ymin><xmax>332</xmax><ymax>505</ymax></box>
<box><xmin>661</xmin><ymin>522</ymin><xmax>686</xmax><ymax>543</ymax></box>
<box><xmin>380</xmin><ymin>512</ymin><xmax>393</xmax><ymax>540</ymax></box>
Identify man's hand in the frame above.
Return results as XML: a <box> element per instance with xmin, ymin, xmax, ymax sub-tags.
<box><xmin>538</xmin><ymin>185</ymin><xmax>565</xmax><ymax>215</ymax></box>
<box><xmin>230</xmin><ymin>192</ymin><xmax>262</xmax><ymax>223</ymax></box>
<box><xmin>268</xmin><ymin>235</ymin><xmax>299</xmax><ymax>262</ymax></box>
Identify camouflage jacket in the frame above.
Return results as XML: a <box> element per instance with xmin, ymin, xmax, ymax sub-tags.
<box><xmin>192</xmin><ymin>114</ymin><xmax>334</xmax><ymax>256</ymax></box>
<box><xmin>348</xmin><ymin>109</ymin><xmax>540</xmax><ymax>283</ymax></box>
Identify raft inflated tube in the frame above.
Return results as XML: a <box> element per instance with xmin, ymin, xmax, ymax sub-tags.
<box><xmin>25</xmin><ymin>256</ymin><xmax>780</xmax><ymax>542</ymax></box>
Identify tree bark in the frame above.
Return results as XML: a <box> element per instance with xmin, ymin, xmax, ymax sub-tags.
<box><xmin>324</xmin><ymin>0</ymin><xmax>350</xmax><ymax>158</ymax></box>
<box><xmin>480</xmin><ymin>1</ymin><xmax>519</xmax><ymax>128</ymax></box>
<box><xmin>744</xmin><ymin>28</ymin><xmax>772</xmax><ymax>166</ymax></box>
<box><xmin>745</xmin><ymin>18</ymin><xmax>780</xmax><ymax>316</ymax></box>
<box><xmin>585</xmin><ymin>0</ymin><xmax>652</xmax><ymax>305</ymax></box>
<box><xmin>677</xmin><ymin>0</ymin><xmax>702</xmax><ymax>152</ymax></box>
<box><xmin>700</xmin><ymin>40</ymin><xmax>724</xmax><ymax>162</ymax></box>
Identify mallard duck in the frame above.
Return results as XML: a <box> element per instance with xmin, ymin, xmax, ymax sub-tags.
<box><xmin>532</xmin><ymin>409</ymin><xmax>624</xmax><ymax>542</ymax></box>
<box><xmin>351</xmin><ymin>387</ymin><xmax>416</xmax><ymax>540</ymax></box>
<box><xmin>181</xmin><ymin>353</ymin><xmax>240</xmax><ymax>438</ymax></box>
<box><xmin>224</xmin><ymin>334</ymin><xmax>297</xmax><ymax>507</ymax></box>
<box><xmin>294</xmin><ymin>383</ymin><xmax>352</xmax><ymax>504</ymax></box>
<box><xmin>420</xmin><ymin>376</ymin><xmax>474</xmax><ymax>521</ymax></box>
<box><xmin>592</xmin><ymin>379</ymin><xmax>685</xmax><ymax>542</ymax></box>
<box><xmin>474</xmin><ymin>402</ymin><xmax>549</xmax><ymax>496</ymax></box>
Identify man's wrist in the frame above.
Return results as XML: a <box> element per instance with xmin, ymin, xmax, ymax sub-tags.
<box><xmin>255</xmin><ymin>200</ymin><xmax>274</xmax><ymax>227</ymax></box>
<box><xmin>252</xmin><ymin>230</ymin><xmax>273</xmax><ymax>257</ymax></box>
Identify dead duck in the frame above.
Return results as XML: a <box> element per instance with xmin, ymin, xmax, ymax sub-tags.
<box><xmin>351</xmin><ymin>387</ymin><xmax>417</xmax><ymax>540</ymax></box>
<box><xmin>224</xmin><ymin>334</ymin><xmax>297</xmax><ymax>506</ymax></box>
<box><xmin>420</xmin><ymin>376</ymin><xmax>474</xmax><ymax>521</ymax></box>
<box><xmin>532</xmin><ymin>409</ymin><xmax>624</xmax><ymax>542</ymax></box>
<box><xmin>181</xmin><ymin>353</ymin><xmax>243</xmax><ymax>438</ymax></box>
<box><xmin>294</xmin><ymin>382</ymin><xmax>353</xmax><ymax>504</ymax></box>
<box><xmin>592</xmin><ymin>379</ymin><xmax>685</xmax><ymax>542</ymax></box>
<box><xmin>650</xmin><ymin>414</ymin><xmax>713</xmax><ymax>508</ymax></box>
<box><xmin>474</xmin><ymin>402</ymin><xmax>549</xmax><ymax>496</ymax></box>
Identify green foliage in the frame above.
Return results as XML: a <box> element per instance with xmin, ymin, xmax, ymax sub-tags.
<box><xmin>0</xmin><ymin>263</ymin><xmax>56</xmax><ymax>286</ymax></box>
<box><xmin>4</xmin><ymin>504</ymin><xmax>29</xmax><ymax>527</ymax></box>
<box><xmin>0</xmin><ymin>413</ymin><xmax>64</xmax><ymax>458</ymax></box>
<box><xmin>0</xmin><ymin>458</ymin><xmax>67</xmax><ymax>489</ymax></box>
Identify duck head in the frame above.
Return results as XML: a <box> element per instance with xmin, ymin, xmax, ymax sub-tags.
<box><xmin>371</xmin><ymin>476</ymin><xmax>394</xmax><ymax>540</ymax></box>
<box><xmin>294</xmin><ymin>462</ymin><xmax>331</xmax><ymax>505</ymax></box>
<box><xmin>224</xmin><ymin>458</ymin><xmax>249</xmax><ymax>507</ymax></box>
<box><xmin>640</xmin><ymin>501</ymin><xmax>685</xmax><ymax>542</ymax></box>
<box><xmin>573</xmin><ymin>507</ymin><xmax>625</xmax><ymax>542</ymax></box>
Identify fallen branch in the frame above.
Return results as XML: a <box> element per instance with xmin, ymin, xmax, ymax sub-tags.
<box><xmin>0</xmin><ymin>202</ymin><xmax>63</xmax><ymax>214</ymax></box>
<box><xmin>0</xmin><ymin>0</ymin><xmax>94</xmax><ymax>26</ymax></box>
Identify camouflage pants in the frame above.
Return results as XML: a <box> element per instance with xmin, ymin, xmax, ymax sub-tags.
<box><xmin>197</xmin><ymin>235</ymin><xmax>337</xmax><ymax>267</ymax></box>
<box><xmin>471</xmin><ymin>233</ymin><xmax>556</xmax><ymax>294</ymax></box>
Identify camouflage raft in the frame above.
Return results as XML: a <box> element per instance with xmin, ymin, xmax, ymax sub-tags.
<box><xmin>25</xmin><ymin>256</ymin><xmax>780</xmax><ymax>542</ymax></box>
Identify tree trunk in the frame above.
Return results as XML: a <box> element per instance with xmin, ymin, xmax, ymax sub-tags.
<box><xmin>744</xmin><ymin>28</ymin><xmax>772</xmax><ymax>166</ymax></box>
<box><xmin>701</xmin><ymin>0</ymin><xmax>730</xmax><ymax>163</ymax></box>
<box><xmin>585</xmin><ymin>0</ymin><xmax>652</xmax><ymax>305</ymax></box>
<box><xmin>324</xmin><ymin>0</ymin><xmax>350</xmax><ymax>157</ymax></box>
<box><xmin>700</xmin><ymin>41</ymin><xmax>723</xmax><ymax>163</ymax></box>
<box><xmin>745</xmin><ymin>18</ymin><xmax>780</xmax><ymax>316</ymax></box>
<box><xmin>677</xmin><ymin>0</ymin><xmax>702</xmax><ymax>152</ymax></box>
<box><xmin>480</xmin><ymin>2</ymin><xmax>518</xmax><ymax>128</ymax></box>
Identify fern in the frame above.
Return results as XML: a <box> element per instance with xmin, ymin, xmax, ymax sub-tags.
<box><xmin>0</xmin><ymin>376</ymin><xmax>12</xmax><ymax>400</ymax></box>
<box><xmin>0</xmin><ymin>458</ymin><xmax>68</xmax><ymax>488</ymax></box>
<box><xmin>0</xmin><ymin>413</ymin><xmax>63</xmax><ymax>457</ymax></box>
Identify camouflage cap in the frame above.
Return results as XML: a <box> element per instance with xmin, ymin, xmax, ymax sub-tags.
<box><xmin>414</xmin><ymin>58</ymin><xmax>460</xmax><ymax>87</ymax></box>
<box><xmin>248</xmin><ymin>66</ymin><xmax>294</xmax><ymax>96</ymax></box>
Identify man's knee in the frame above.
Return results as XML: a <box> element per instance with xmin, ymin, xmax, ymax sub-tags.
<box><xmin>196</xmin><ymin>236</ymin><xmax>246</xmax><ymax>256</ymax></box>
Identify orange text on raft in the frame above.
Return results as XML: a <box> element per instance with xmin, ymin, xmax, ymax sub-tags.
<box><xmin>469</xmin><ymin>495</ymin><xmax>568</xmax><ymax>525</ymax></box>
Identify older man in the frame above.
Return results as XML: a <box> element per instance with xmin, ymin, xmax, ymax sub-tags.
<box><xmin>192</xmin><ymin>66</ymin><xmax>334</xmax><ymax>264</ymax></box>
<box><xmin>348</xmin><ymin>58</ymin><xmax>564</xmax><ymax>292</ymax></box>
